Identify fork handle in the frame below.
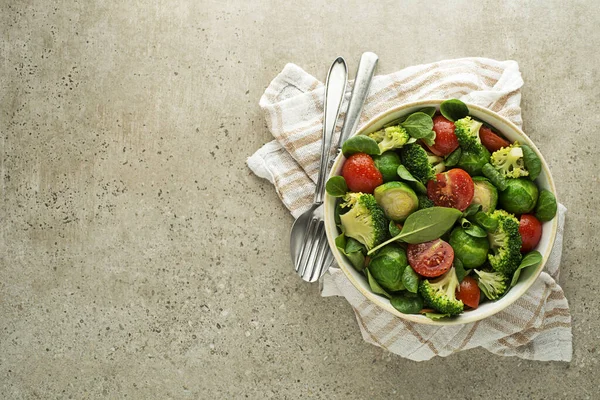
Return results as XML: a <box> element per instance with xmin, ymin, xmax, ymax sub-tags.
<box><xmin>314</xmin><ymin>57</ymin><xmax>348</xmax><ymax>204</ymax></box>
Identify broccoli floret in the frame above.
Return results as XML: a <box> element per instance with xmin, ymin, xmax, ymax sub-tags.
<box><xmin>417</xmin><ymin>194</ymin><xmax>434</xmax><ymax>210</ymax></box>
<box><xmin>474</xmin><ymin>269</ymin><xmax>508</xmax><ymax>300</ymax></box>
<box><xmin>400</xmin><ymin>143</ymin><xmax>445</xmax><ymax>185</ymax></box>
<box><xmin>454</xmin><ymin>116</ymin><xmax>484</xmax><ymax>152</ymax></box>
<box><xmin>368</xmin><ymin>126</ymin><xmax>410</xmax><ymax>153</ymax></box>
<box><xmin>418</xmin><ymin>268</ymin><xmax>464</xmax><ymax>316</ymax></box>
<box><xmin>490</xmin><ymin>143</ymin><xmax>529</xmax><ymax>178</ymax></box>
<box><xmin>486</xmin><ymin>209</ymin><xmax>522</xmax><ymax>275</ymax></box>
<box><xmin>339</xmin><ymin>192</ymin><xmax>389</xmax><ymax>250</ymax></box>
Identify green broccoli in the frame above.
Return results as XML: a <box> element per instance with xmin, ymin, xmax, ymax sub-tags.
<box><xmin>418</xmin><ymin>268</ymin><xmax>464</xmax><ymax>316</ymax></box>
<box><xmin>454</xmin><ymin>116</ymin><xmax>484</xmax><ymax>152</ymax></box>
<box><xmin>490</xmin><ymin>143</ymin><xmax>529</xmax><ymax>178</ymax></box>
<box><xmin>368</xmin><ymin>126</ymin><xmax>410</xmax><ymax>153</ymax></box>
<box><xmin>339</xmin><ymin>192</ymin><xmax>389</xmax><ymax>250</ymax></box>
<box><xmin>473</xmin><ymin>269</ymin><xmax>508</xmax><ymax>300</ymax></box>
<box><xmin>486</xmin><ymin>209</ymin><xmax>522</xmax><ymax>275</ymax></box>
<box><xmin>399</xmin><ymin>143</ymin><xmax>445</xmax><ymax>185</ymax></box>
<box><xmin>417</xmin><ymin>194</ymin><xmax>434</xmax><ymax>210</ymax></box>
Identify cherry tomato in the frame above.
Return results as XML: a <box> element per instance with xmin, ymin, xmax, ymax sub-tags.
<box><xmin>425</xmin><ymin>115</ymin><xmax>459</xmax><ymax>156</ymax></box>
<box><xmin>456</xmin><ymin>276</ymin><xmax>480</xmax><ymax>309</ymax></box>
<box><xmin>426</xmin><ymin>168</ymin><xmax>474</xmax><ymax>211</ymax></box>
<box><xmin>342</xmin><ymin>153</ymin><xmax>383</xmax><ymax>194</ymax></box>
<box><xmin>480</xmin><ymin>126</ymin><xmax>510</xmax><ymax>153</ymax></box>
<box><xmin>519</xmin><ymin>214</ymin><xmax>542</xmax><ymax>252</ymax></box>
<box><xmin>407</xmin><ymin>239</ymin><xmax>454</xmax><ymax>278</ymax></box>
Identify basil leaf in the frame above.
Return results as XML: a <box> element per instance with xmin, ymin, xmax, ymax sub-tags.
<box><xmin>454</xmin><ymin>258</ymin><xmax>467</xmax><ymax>283</ymax></box>
<box><xmin>367</xmin><ymin>269</ymin><xmax>392</xmax><ymax>298</ymax></box>
<box><xmin>482</xmin><ymin>163</ymin><xmax>508</xmax><ymax>191</ymax></box>
<box><xmin>325</xmin><ymin>176</ymin><xmax>348</xmax><ymax>197</ymax></box>
<box><xmin>368</xmin><ymin>207</ymin><xmax>463</xmax><ymax>254</ymax></box>
<box><xmin>440</xmin><ymin>99</ymin><xmax>469</xmax><ymax>122</ymax></box>
<box><xmin>342</xmin><ymin>135</ymin><xmax>381</xmax><ymax>157</ymax></box>
<box><xmin>521</xmin><ymin>145</ymin><xmax>541</xmax><ymax>181</ymax></box>
<box><xmin>397</xmin><ymin>165</ymin><xmax>427</xmax><ymax>194</ymax></box>
<box><xmin>402</xmin><ymin>265</ymin><xmax>420</xmax><ymax>293</ymax></box>
<box><xmin>424</xmin><ymin>312</ymin><xmax>451</xmax><ymax>320</ymax></box>
<box><xmin>421</xmin><ymin>130</ymin><xmax>436</xmax><ymax>146</ymax></box>
<box><xmin>463</xmin><ymin>204</ymin><xmax>482</xmax><ymax>218</ymax></box>
<box><xmin>418</xmin><ymin>107</ymin><xmax>437</xmax><ymax>118</ymax></box>
<box><xmin>391</xmin><ymin>293</ymin><xmax>423</xmax><ymax>314</ymax></box>
<box><xmin>535</xmin><ymin>189</ymin><xmax>557</xmax><ymax>222</ymax></box>
<box><xmin>444</xmin><ymin>147</ymin><xmax>462</xmax><ymax>167</ymax></box>
<box><xmin>389</xmin><ymin>220</ymin><xmax>402</xmax><ymax>237</ymax></box>
<box><xmin>401</xmin><ymin>112</ymin><xmax>434</xmax><ymax>139</ymax></box>
<box><xmin>510</xmin><ymin>251</ymin><xmax>543</xmax><ymax>288</ymax></box>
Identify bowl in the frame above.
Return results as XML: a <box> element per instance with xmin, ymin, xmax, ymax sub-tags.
<box><xmin>324</xmin><ymin>100</ymin><xmax>559</xmax><ymax>325</ymax></box>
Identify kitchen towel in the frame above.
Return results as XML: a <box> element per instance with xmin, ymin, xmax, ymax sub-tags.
<box><xmin>247</xmin><ymin>58</ymin><xmax>572</xmax><ymax>361</ymax></box>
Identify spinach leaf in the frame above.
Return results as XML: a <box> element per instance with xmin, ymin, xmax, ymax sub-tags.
<box><xmin>325</xmin><ymin>176</ymin><xmax>348</xmax><ymax>197</ymax></box>
<box><xmin>367</xmin><ymin>269</ymin><xmax>392</xmax><ymax>298</ymax></box>
<box><xmin>335</xmin><ymin>233</ymin><xmax>366</xmax><ymax>271</ymax></box>
<box><xmin>397</xmin><ymin>165</ymin><xmax>427</xmax><ymax>194</ymax></box>
<box><xmin>421</xmin><ymin>130</ymin><xmax>436</xmax><ymax>146</ymax></box>
<box><xmin>454</xmin><ymin>258</ymin><xmax>468</xmax><ymax>283</ymax></box>
<box><xmin>444</xmin><ymin>147</ymin><xmax>462</xmax><ymax>167</ymax></box>
<box><xmin>401</xmin><ymin>112</ymin><xmax>434</xmax><ymax>139</ymax></box>
<box><xmin>389</xmin><ymin>220</ymin><xmax>402</xmax><ymax>237</ymax></box>
<box><xmin>535</xmin><ymin>189</ymin><xmax>557</xmax><ymax>222</ymax></box>
<box><xmin>521</xmin><ymin>145</ymin><xmax>541</xmax><ymax>181</ymax></box>
<box><xmin>418</xmin><ymin>107</ymin><xmax>437</xmax><ymax>118</ymax></box>
<box><xmin>482</xmin><ymin>163</ymin><xmax>508</xmax><ymax>191</ymax></box>
<box><xmin>463</xmin><ymin>204</ymin><xmax>482</xmax><ymax>218</ymax></box>
<box><xmin>402</xmin><ymin>265</ymin><xmax>420</xmax><ymax>293</ymax></box>
<box><xmin>342</xmin><ymin>135</ymin><xmax>381</xmax><ymax>157</ymax></box>
<box><xmin>440</xmin><ymin>99</ymin><xmax>469</xmax><ymax>122</ymax></box>
<box><xmin>390</xmin><ymin>293</ymin><xmax>424</xmax><ymax>314</ymax></box>
<box><xmin>368</xmin><ymin>207</ymin><xmax>463</xmax><ymax>254</ymax></box>
<box><xmin>460</xmin><ymin>218</ymin><xmax>487</xmax><ymax>238</ymax></box>
<box><xmin>510</xmin><ymin>250</ymin><xmax>543</xmax><ymax>288</ymax></box>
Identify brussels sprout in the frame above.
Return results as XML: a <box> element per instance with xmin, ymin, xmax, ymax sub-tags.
<box><xmin>535</xmin><ymin>189</ymin><xmax>557</xmax><ymax>221</ymax></box>
<box><xmin>373</xmin><ymin>182</ymin><xmax>418</xmax><ymax>221</ymax></box>
<box><xmin>457</xmin><ymin>147</ymin><xmax>491</xmax><ymax>176</ymax></box>
<box><xmin>368</xmin><ymin>243</ymin><xmax>408</xmax><ymax>291</ymax></box>
<box><xmin>471</xmin><ymin>177</ymin><xmax>498</xmax><ymax>213</ymax></box>
<box><xmin>373</xmin><ymin>151</ymin><xmax>402</xmax><ymax>182</ymax></box>
<box><xmin>498</xmin><ymin>178</ymin><xmax>539</xmax><ymax>214</ymax></box>
<box><xmin>449</xmin><ymin>226</ymin><xmax>489</xmax><ymax>269</ymax></box>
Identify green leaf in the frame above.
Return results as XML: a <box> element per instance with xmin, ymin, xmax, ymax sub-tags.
<box><xmin>397</xmin><ymin>165</ymin><xmax>427</xmax><ymax>194</ymax></box>
<box><xmin>325</xmin><ymin>176</ymin><xmax>348</xmax><ymax>197</ymax></box>
<box><xmin>401</xmin><ymin>112</ymin><xmax>434</xmax><ymax>139</ymax></box>
<box><xmin>521</xmin><ymin>145</ymin><xmax>541</xmax><ymax>181</ymax></box>
<box><xmin>368</xmin><ymin>207</ymin><xmax>463</xmax><ymax>254</ymax></box>
<box><xmin>444</xmin><ymin>147</ymin><xmax>462</xmax><ymax>167</ymax></box>
<box><xmin>389</xmin><ymin>220</ymin><xmax>402</xmax><ymax>237</ymax></box>
<box><xmin>463</xmin><ymin>222</ymin><xmax>487</xmax><ymax>238</ymax></box>
<box><xmin>535</xmin><ymin>189</ymin><xmax>557</xmax><ymax>222</ymax></box>
<box><xmin>367</xmin><ymin>269</ymin><xmax>392</xmax><ymax>298</ymax></box>
<box><xmin>454</xmin><ymin>258</ymin><xmax>467</xmax><ymax>283</ymax></box>
<box><xmin>482</xmin><ymin>163</ymin><xmax>508</xmax><ymax>191</ymax></box>
<box><xmin>440</xmin><ymin>99</ymin><xmax>469</xmax><ymax>122</ymax></box>
<box><xmin>402</xmin><ymin>265</ymin><xmax>420</xmax><ymax>293</ymax></box>
<box><xmin>390</xmin><ymin>293</ymin><xmax>424</xmax><ymax>314</ymax></box>
<box><xmin>421</xmin><ymin>130</ymin><xmax>436</xmax><ymax>146</ymax></box>
<box><xmin>335</xmin><ymin>233</ymin><xmax>366</xmax><ymax>271</ymax></box>
<box><xmin>463</xmin><ymin>204</ymin><xmax>482</xmax><ymax>218</ymax></box>
<box><xmin>418</xmin><ymin>107</ymin><xmax>437</xmax><ymax>118</ymax></box>
<box><xmin>471</xmin><ymin>211</ymin><xmax>499</xmax><ymax>233</ymax></box>
<box><xmin>342</xmin><ymin>135</ymin><xmax>381</xmax><ymax>157</ymax></box>
<box><xmin>424</xmin><ymin>312</ymin><xmax>451</xmax><ymax>320</ymax></box>
<box><xmin>510</xmin><ymin>251</ymin><xmax>543</xmax><ymax>288</ymax></box>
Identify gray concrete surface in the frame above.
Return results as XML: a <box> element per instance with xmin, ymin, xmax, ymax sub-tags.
<box><xmin>1</xmin><ymin>1</ymin><xmax>599</xmax><ymax>398</ymax></box>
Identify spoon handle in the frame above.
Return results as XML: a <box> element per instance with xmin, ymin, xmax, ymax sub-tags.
<box><xmin>314</xmin><ymin>57</ymin><xmax>348</xmax><ymax>204</ymax></box>
<box><xmin>337</xmin><ymin>52</ymin><xmax>378</xmax><ymax>148</ymax></box>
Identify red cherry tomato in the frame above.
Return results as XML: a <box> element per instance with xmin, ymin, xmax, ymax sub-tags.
<box><xmin>426</xmin><ymin>168</ymin><xmax>474</xmax><ymax>211</ymax></box>
<box><xmin>519</xmin><ymin>214</ymin><xmax>543</xmax><ymax>252</ymax></box>
<box><xmin>425</xmin><ymin>115</ymin><xmax>459</xmax><ymax>156</ymax></box>
<box><xmin>341</xmin><ymin>153</ymin><xmax>383</xmax><ymax>194</ymax></box>
<box><xmin>456</xmin><ymin>276</ymin><xmax>480</xmax><ymax>309</ymax></box>
<box><xmin>480</xmin><ymin>126</ymin><xmax>510</xmax><ymax>153</ymax></box>
<box><xmin>407</xmin><ymin>239</ymin><xmax>454</xmax><ymax>278</ymax></box>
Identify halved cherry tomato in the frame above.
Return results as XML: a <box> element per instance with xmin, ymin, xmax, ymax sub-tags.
<box><xmin>407</xmin><ymin>239</ymin><xmax>454</xmax><ymax>278</ymax></box>
<box><xmin>426</xmin><ymin>168</ymin><xmax>474</xmax><ymax>211</ymax></box>
<box><xmin>519</xmin><ymin>214</ymin><xmax>542</xmax><ymax>252</ymax></box>
<box><xmin>480</xmin><ymin>126</ymin><xmax>510</xmax><ymax>153</ymax></box>
<box><xmin>342</xmin><ymin>153</ymin><xmax>383</xmax><ymax>194</ymax></box>
<box><xmin>426</xmin><ymin>115</ymin><xmax>459</xmax><ymax>156</ymax></box>
<box><xmin>456</xmin><ymin>276</ymin><xmax>480</xmax><ymax>309</ymax></box>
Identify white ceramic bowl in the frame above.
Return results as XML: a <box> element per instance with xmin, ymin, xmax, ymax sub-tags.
<box><xmin>324</xmin><ymin>100</ymin><xmax>558</xmax><ymax>325</ymax></box>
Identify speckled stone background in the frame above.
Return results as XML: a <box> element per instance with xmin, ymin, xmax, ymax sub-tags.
<box><xmin>1</xmin><ymin>1</ymin><xmax>599</xmax><ymax>399</ymax></box>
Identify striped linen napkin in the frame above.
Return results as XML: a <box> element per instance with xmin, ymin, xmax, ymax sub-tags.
<box><xmin>247</xmin><ymin>58</ymin><xmax>572</xmax><ymax>361</ymax></box>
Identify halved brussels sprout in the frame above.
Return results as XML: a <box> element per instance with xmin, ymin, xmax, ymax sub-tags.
<box><xmin>449</xmin><ymin>226</ymin><xmax>489</xmax><ymax>269</ymax></box>
<box><xmin>498</xmin><ymin>178</ymin><xmax>539</xmax><ymax>214</ymax></box>
<box><xmin>368</xmin><ymin>243</ymin><xmax>408</xmax><ymax>291</ymax></box>
<box><xmin>457</xmin><ymin>147</ymin><xmax>491</xmax><ymax>176</ymax></box>
<box><xmin>373</xmin><ymin>182</ymin><xmax>418</xmax><ymax>221</ymax></box>
<box><xmin>471</xmin><ymin>176</ymin><xmax>498</xmax><ymax>213</ymax></box>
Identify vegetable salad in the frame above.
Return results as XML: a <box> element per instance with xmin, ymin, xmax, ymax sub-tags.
<box><xmin>326</xmin><ymin>99</ymin><xmax>557</xmax><ymax>319</ymax></box>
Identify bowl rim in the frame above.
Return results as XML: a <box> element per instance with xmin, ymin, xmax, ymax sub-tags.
<box><xmin>324</xmin><ymin>99</ymin><xmax>559</xmax><ymax>325</ymax></box>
